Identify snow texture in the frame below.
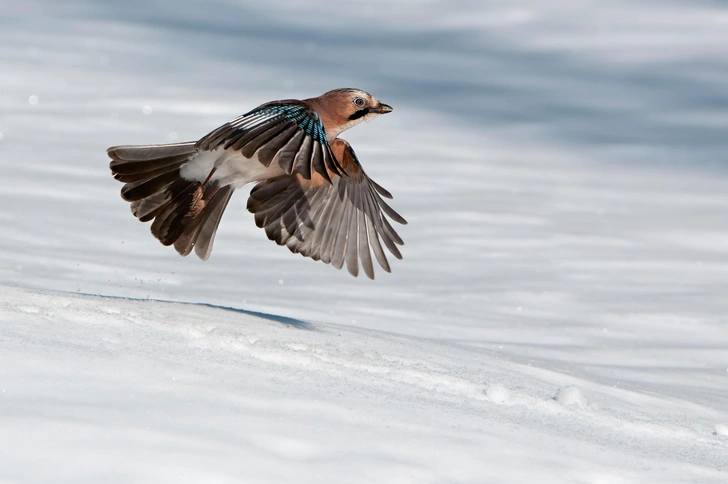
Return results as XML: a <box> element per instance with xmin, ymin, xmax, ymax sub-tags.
<box><xmin>1</xmin><ymin>0</ymin><xmax>727</xmax><ymax>482</ymax></box>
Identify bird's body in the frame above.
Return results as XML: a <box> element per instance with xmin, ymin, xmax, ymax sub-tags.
<box><xmin>108</xmin><ymin>88</ymin><xmax>405</xmax><ymax>279</ymax></box>
<box><xmin>180</xmin><ymin>147</ymin><xmax>284</xmax><ymax>188</ymax></box>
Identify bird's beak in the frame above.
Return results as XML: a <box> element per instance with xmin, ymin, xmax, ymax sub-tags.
<box><xmin>372</xmin><ymin>103</ymin><xmax>393</xmax><ymax>114</ymax></box>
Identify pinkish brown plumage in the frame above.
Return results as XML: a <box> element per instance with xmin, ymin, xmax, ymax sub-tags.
<box><xmin>108</xmin><ymin>88</ymin><xmax>405</xmax><ymax>279</ymax></box>
<box><xmin>304</xmin><ymin>88</ymin><xmax>392</xmax><ymax>141</ymax></box>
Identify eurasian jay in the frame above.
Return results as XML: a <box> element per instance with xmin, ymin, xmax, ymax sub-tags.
<box><xmin>108</xmin><ymin>88</ymin><xmax>405</xmax><ymax>279</ymax></box>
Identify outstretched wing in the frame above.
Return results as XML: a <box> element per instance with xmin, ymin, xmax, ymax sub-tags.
<box><xmin>247</xmin><ymin>139</ymin><xmax>406</xmax><ymax>279</ymax></box>
<box><xmin>196</xmin><ymin>100</ymin><xmax>343</xmax><ymax>181</ymax></box>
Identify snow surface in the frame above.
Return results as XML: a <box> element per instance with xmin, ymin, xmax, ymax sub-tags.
<box><xmin>1</xmin><ymin>0</ymin><xmax>728</xmax><ymax>482</ymax></box>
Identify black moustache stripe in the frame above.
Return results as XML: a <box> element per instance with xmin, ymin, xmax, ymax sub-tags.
<box><xmin>348</xmin><ymin>108</ymin><xmax>370</xmax><ymax>121</ymax></box>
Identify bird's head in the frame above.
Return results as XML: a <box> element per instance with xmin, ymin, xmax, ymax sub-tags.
<box><xmin>306</xmin><ymin>88</ymin><xmax>393</xmax><ymax>141</ymax></box>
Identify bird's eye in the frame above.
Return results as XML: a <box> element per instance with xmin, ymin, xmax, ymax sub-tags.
<box><xmin>354</xmin><ymin>98</ymin><xmax>365</xmax><ymax>107</ymax></box>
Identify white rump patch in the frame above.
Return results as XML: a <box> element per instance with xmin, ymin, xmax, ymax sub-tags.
<box><xmin>180</xmin><ymin>148</ymin><xmax>284</xmax><ymax>188</ymax></box>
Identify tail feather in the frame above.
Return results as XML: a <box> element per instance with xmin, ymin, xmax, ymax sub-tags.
<box><xmin>131</xmin><ymin>188</ymin><xmax>179</xmax><ymax>222</ymax></box>
<box><xmin>109</xmin><ymin>142</ymin><xmax>234</xmax><ymax>260</ymax></box>
<box><xmin>112</xmin><ymin>160</ymin><xmax>188</xmax><ymax>182</ymax></box>
<box><xmin>172</xmin><ymin>207</ymin><xmax>208</xmax><ymax>257</ymax></box>
<box><xmin>121</xmin><ymin>170</ymin><xmax>184</xmax><ymax>202</ymax></box>
<box><xmin>173</xmin><ymin>186</ymin><xmax>234</xmax><ymax>259</ymax></box>
<box><xmin>130</xmin><ymin>179</ymin><xmax>192</xmax><ymax>223</ymax></box>
<box><xmin>192</xmin><ymin>187</ymin><xmax>234</xmax><ymax>260</ymax></box>
<box><xmin>108</xmin><ymin>143</ymin><xmax>198</xmax><ymax>161</ymax></box>
<box><xmin>149</xmin><ymin>181</ymin><xmax>202</xmax><ymax>245</ymax></box>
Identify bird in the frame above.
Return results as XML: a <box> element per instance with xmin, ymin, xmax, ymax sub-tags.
<box><xmin>107</xmin><ymin>88</ymin><xmax>406</xmax><ymax>279</ymax></box>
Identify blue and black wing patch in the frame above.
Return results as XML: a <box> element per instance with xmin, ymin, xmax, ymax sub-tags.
<box><xmin>196</xmin><ymin>101</ymin><xmax>343</xmax><ymax>181</ymax></box>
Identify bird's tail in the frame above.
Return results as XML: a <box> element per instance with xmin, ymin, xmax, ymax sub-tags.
<box><xmin>108</xmin><ymin>143</ymin><xmax>233</xmax><ymax>260</ymax></box>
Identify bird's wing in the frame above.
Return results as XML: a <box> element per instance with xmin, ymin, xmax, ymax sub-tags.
<box><xmin>247</xmin><ymin>139</ymin><xmax>406</xmax><ymax>279</ymax></box>
<box><xmin>196</xmin><ymin>100</ymin><xmax>343</xmax><ymax>182</ymax></box>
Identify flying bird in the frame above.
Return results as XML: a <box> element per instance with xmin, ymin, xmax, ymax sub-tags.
<box><xmin>108</xmin><ymin>88</ymin><xmax>405</xmax><ymax>279</ymax></box>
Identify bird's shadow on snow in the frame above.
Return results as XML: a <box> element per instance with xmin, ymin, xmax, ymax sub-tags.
<box><xmin>196</xmin><ymin>302</ymin><xmax>315</xmax><ymax>330</ymax></box>
<box><xmin>79</xmin><ymin>291</ymin><xmax>315</xmax><ymax>330</ymax></box>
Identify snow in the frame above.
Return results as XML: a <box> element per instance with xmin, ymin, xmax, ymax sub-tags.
<box><xmin>2</xmin><ymin>0</ymin><xmax>728</xmax><ymax>482</ymax></box>
<box><xmin>553</xmin><ymin>386</ymin><xmax>587</xmax><ymax>408</ymax></box>
<box><xmin>3</xmin><ymin>286</ymin><xmax>726</xmax><ymax>483</ymax></box>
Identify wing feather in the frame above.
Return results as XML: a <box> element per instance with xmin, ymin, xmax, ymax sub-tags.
<box><xmin>357</xmin><ymin>188</ymin><xmax>374</xmax><ymax>279</ymax></box>
<box><xmin>345</xmin><ymin>190</ymin><xmax>359</xmax><ymax>277</ymax></box>
<box><xmin>258</xmin><ymin>124</ymin><xmax>300</xmax><ymax>166</ymax></box>
<box><xmin>196</xmin><ymin>102</ymin><xmax>340</xmax><ymax>180</ymax></box>
<box><xmin>361</xmin><ymin>187</ymin><xmax>390</xmax><ymax>273</ymax></box>
<box><xmin>330</xmin><ymin>182</ymin><xmax>351</xmax><ymax>269</ymax></box>
<box><xmin>277</xmin><ymin>130</ymin><xmax>306</xmax><ymax>174</ymax></box>
<box><xmin>246</xmin><ymin>139</ymin><xmax>405</xmax><ymax>279</ymax></box>
<box><xmin>310</xmin><ymin>141</ymin><xmax>329</xmax><ymax>182</ymax></box>
<box><xmin>294</xmin><ymin>137</ymin><xmax>314</xmax><ymax>179</ymax></box>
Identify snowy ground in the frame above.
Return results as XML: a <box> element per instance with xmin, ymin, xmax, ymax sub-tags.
<box><xmin>1</xmin><ymin>1</ymin><xmax>728</xmax><ymax>482</ymax></box>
